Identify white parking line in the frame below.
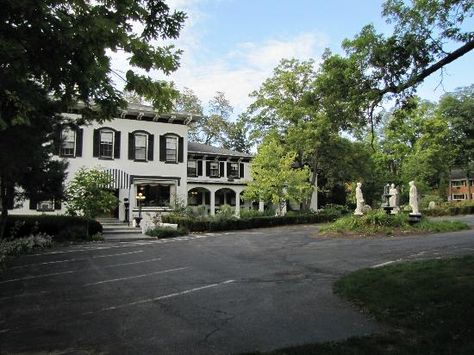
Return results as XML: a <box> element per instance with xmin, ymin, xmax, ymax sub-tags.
<box><xmin>0</xmin><ymin>270</ymin><xmax>76</xmax><ymax>284</ymax></box>
<box><xmin>103</xmin><ymin>257</ymin><xmax>161</xmax><ymax>268</ymax></box>
<box><xmin>84</xmin><ymin>279</ymin><xmax>235</xmax><ymax>314</ymax></box>
<box><xmin>83</xmin><ymin>267</ymin><xmax>189</xmax><ymax>286</ymax></box>
<box><xmin>370</xmin><ymin>260</ymin><xmax>400</xmax><ymax>268</ymax></box>
<box><xmin>11</xmin><ymin>250</ymin><xmax>144</xmax><ymax>269</ymax></box>
<box><xmin>92</xmin><ymin>250</ymin><xmax>143</xmax><ymax>258</ymax></box>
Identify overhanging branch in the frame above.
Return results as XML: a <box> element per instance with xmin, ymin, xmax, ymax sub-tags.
<box><xmin>379</xmin><ymin>39</ymin><xmax>474</xmax><ymax>96</ymax></box>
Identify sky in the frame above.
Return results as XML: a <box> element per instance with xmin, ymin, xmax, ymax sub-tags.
<box><xmin>111</xmin><ymin>0</ymin><xmax>474</xmax><ymax>116</ymax></box>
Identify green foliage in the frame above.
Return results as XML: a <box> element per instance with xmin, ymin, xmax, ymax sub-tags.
<box><xmin>1</xmin><ymin>234</ymin><xmax>53</xmax><ymax>268</ymax></box>
<box><xmin>3</xmin><ymin>215</ymin><xmax>102</xmax><ymax>240</ymax></box>
<box><xmin>423</xmin><ymin>200</ymin><xmax>474</xmax><ymax>216</ymax></box>
<box><xmin>162</xmin><ymin>212</ymin><xmax>338</xmax><ymax>233</ymax></box>
<box><xmin>243</xmin><ymin>132</ymin><xmax>312</xmax><ymax>212</ymax></box>
<box><xmin>65</xmin><ymin>168</ymin><xmax>118</xmax><ymax>220</ymax></box>
<box><xmin>239</xmin><ymin>209</ymin><xmax>274</xmax><ymax>218</ymax></box>
<box><xmin>320</xmin><ymin>210</ymin><xmax>469</xmax><ymax>235</ymax></box>
<box><xmin>146</xmin><ymin>227</ymin><xmax>185</xmax><ymax>239</ymax></box>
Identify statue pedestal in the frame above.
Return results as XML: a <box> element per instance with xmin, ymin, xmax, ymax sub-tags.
<box><xmin>354</xmin><ymin>211</ymin><xmax>363</xmax><ymax>216</ymax></box>
<box><xmin>408</xmin><ymin>213</ymin><xmax>422</xmax><ymax>224</ymax></box>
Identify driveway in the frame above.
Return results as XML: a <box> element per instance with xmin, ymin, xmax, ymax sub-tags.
<box><xmin>1</xmin><ymin>221</ymin><xmax>473</xmax><ymax>354</ymax></box>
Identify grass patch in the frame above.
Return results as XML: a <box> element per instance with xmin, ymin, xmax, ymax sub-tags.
<box><xmin>319</xmin><ymin>210</ymin><xmax>469</xmax><ymax>237</ymax></box>
<box><xmin>245</xmin><ymin>256</ymin><xmax>474</xmax><ymax>354</ymax></box>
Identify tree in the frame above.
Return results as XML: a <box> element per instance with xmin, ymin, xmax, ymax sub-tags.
<box><xmin>313</xmin><ymin>0</ymin><xmax>474</xmax><ymax>133</ymax></box>
<box><xmin>248</xmin><ymin>58</ymin><xmax>341</xmax><ymax>210</ymax></box>
<box><xmin>438</xmin><ymin>85</ymin><xmax>474</xmax><ymax>199</ymax></box>
<box><xmin>243</xmin><ymin>133</ymin><xmax>312</xmax><ymax>214</ymax></box>
<box><xmin>222</xmin><ymin>114</ymin><xmax>252</xmax><ymax>153</ymax></box>
<box><xmin>65</xmin><ymin>168</ymin><xmax>118</xmax><ymax>237</ymax></box>
<box><xmin>0</xmin><ymin>0</ymin><xmax>186</xmax><ymax>238</ymax></box>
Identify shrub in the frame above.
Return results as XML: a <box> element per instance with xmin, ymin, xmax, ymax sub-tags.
<box><xmin>423</xmin><ymin>200</ymin><xmax>474</xmax><ymax>216</ymax></box>
<box><xmin>0</xmin><ymin>233</ymin><xmax>53</xmax><ymax>268</ymax></box>
<box><xmin>146</xmin><ymin>227</ymin><xmax>186</xmax><ymax>239</ymax></box>
<box><xmin>4</xmin><ymin>215</ymin><xmax>102</xmax><ymax>241</ymax></box>
<box><xmin>162</xmin><ymin>212</ymin><xmax>338</xmax><ymax>232</ymax></box>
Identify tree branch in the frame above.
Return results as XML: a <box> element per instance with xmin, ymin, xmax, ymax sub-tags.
<box><xmin>380</xmin><ymin>39</ymin><xmax>474</xmax><ymax>96</ymax></box>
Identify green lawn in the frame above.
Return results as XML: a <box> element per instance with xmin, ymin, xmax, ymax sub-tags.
<box><xmin>245</xmin><ymin>256</ymin><xmax>474</xmax><ymax>354</ymax></box>
<box><xmin>319</xmin><ymin>211</ymin><xmax>469</xmax><ymax>237</ymax></box>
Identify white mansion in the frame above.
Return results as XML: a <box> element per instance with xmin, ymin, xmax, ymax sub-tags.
<box><xmin>9</xmin><ymin>103</ymin><xmax>253</xmax><ymax>221</ymax></box>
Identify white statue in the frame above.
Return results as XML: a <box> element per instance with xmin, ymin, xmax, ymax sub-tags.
<box><xmin>354</xmin><ymin>182</ymin><xmax>364</xmax><ymax>215</ymax></box>
<box><xmin>389</xmin><ymin>183</ymin><xmax>400</xmax><ymax>214</ymax></box>
<box><xmin>409</xmin><ymin>181</ymin><xmax>420</xmax><ymax>215</ymax></box>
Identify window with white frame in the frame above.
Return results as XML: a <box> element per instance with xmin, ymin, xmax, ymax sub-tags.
<box><xmin>137</xmin><ymin>184</ymin><xmax>171</xmax><ymax>207</ymax></box>
<box><xmin>166</xmin><ymin>136</ymin><xmax>177</xmax><ymax>162</ymax></box>
<box><xmin>210</xmin><ymin>161</ymin><xmax>219</xmax><ymax>177</ymax></box>
<box><xmin>187</xmin><ymin>160</ymin><xmax>197</xmax><ymax>176</ymax></box>
<box><xmin>451</xmin><ymin>180</ymin><xmax>465</xmax><ymax>187</ymax></box>
<box><xmin>229</xmin><ymin>162</ymin><xmax>239</xmax><ymax>177</ymax></box>
<box><xmin>100</xmin><ymin>130</ymin><xmax>114</xmax><ymax>158</ymax></box>
<box><xmin>134</xmin><ymin>133</ymin><xmax>147</xmax><ymax>161</ymax></box>
<box><xmin>61</xmin><ymin>129</ymin><xmax>75</xmax><ymax>156</ymax></box>
<box><xmin>452</xmin><ymin>194</ymin><xmax>466</xmax><ymax>200</ymax></box>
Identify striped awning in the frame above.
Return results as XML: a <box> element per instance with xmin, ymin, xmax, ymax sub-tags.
<box><xmin>105</xmin><ymin>169</ymin><xmax>131</xmax><ymax>189</ymax></box>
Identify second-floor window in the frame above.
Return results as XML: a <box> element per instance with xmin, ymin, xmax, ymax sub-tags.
<box><xmin>134</xmin><ymin>133</ymin><xmax>147</xmax><ymax>161</ymax></box>
<box><xmin>229</xmin><ymin>163</ymin><xmax>239</xmax><ymax>178</ymax></box>
<box><xmin>210</xmin><ymin>162</ymin><xmax>219</xmax><ymax>177</ymax></box>
<box><xmin>188</xmin><ymin>160</ymin><xmax>197</xmax><ymax>176</ymax></box>
<box><xmin>93</xmin><ymin>128</ymin><xmax>120</xmax><ymax>159</ymax></box>
<box><xmin>61</xmin><ymin>129</ymin><xmax>75</xmax><ymax>157</ymax></box>
<box><xmin>100</xmin><ymin>130</ymin><xmax>114</xmax><ymax>159</ymax></box>
<box><xmin>166</xmin><ymin>136</ymin><xmax>178</xmax><ymax>162</ymax></box>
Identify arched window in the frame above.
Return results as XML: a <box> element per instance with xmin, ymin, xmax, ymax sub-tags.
<box><xmin>93</xmin><ymin>127</ymin><xmax>121</xmax><ymax>159</ymax></box>
<box><xmin>128</xmin><ymin>130</ymin><xmax>154</xmax><ymax>161</ymax></box>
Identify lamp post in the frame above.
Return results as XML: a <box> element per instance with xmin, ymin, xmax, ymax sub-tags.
<box><xmin>123</xmin><ymin>198</ymin><xmax>130</xmax><ymax>225</ymax></box>
<box><xmin>135</xmin><ymin>192</ymin><xmax>146</xmax><ymax>228</ymax></box>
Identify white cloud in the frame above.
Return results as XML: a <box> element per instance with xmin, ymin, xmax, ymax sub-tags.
<box><xmin>170</xmin><ymin>32</ymin><xmax>328</xmax><ymax>114</ymax></box>
<box><xmin>109</xmin><ymin>2</ymin><xmax>328</xmax><ymax>117</ymax></box>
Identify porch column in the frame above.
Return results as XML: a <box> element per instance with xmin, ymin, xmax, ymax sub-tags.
<box><xmin>201</xmin><ymin>191</ymin><xmax>206</xmax><ymax>206</ymax></box>
<box><xmin>210</xmin><ymin>191</ymin><xmax>216</xmax><ymax>216</ymax></box>
<box><xmin>258</xmin><ymin>199</ymin><xmax>265</xmax><ymax>212</ymax></box>
<box><xmin>235</xmin><ymin>193</ymin><xmax>240</xmax><ymax>217</ymax></box>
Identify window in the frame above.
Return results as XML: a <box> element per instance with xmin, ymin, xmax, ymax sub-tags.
<box><xmin>452</xmin><ymin>194</ymin><xmax>466</xmax><ymax>200</ymax></box>
<box><xmin>451</xmin><ymin>180</ymin><xmax>465</xmax><ymax>187</ymax></box>
<box><xmin>61</xmin><ymin>129</ymin><xmax>75</xmax><ymax>156</ymax></box>
<box><xmin>134</xmin><ymin>133</ymin><xmax>147</xmax><ymax>161</ymax></box>
<box><xmin>210</xmin><ymin>162</ymin><xmax>219</xmax><ymax>177</ymax></box>
<box><xmin>137</xmin><ymin>184</ymin><xmax>171</xmax><ymax>207</ymax></box>
<box><xmin>229</xmin><ymin>163</ymin><xmax>239</xmax><ymax>177</ymax></box>
<box><xmin>37</xmin><ymin>200</ymin><xmax>55</xmax><ymax>212</ymax></box>
<box><xmin>188</xmin><ymin>160</ymin><xmax>197</xmax><ymax>176</ymax></box>
<box><xmin>166</xmin><ymin>136</ymin><xmax>177</xmax><ymax>162</ymax></box>
<box><xmin>100</xmin><ymin>130</ymin><xmax>114</xmax><ymax>158</ymax></box>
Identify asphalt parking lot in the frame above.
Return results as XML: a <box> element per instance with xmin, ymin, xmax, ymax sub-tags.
<box><xmin>1</xmin><ymin>220</ymin><xmax>473</xmax><ymax>354</ymax></box>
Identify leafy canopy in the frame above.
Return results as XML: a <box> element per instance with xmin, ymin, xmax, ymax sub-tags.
<box><xmin>65</xmin><ymin>168</ymin><xmax>118</xmax><ymax>220</ymax></box>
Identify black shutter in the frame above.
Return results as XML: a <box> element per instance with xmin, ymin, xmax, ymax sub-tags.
<box><xmin>240</xmin><ymin>163</ymin><xmax>244</xmax><ymax>178</ymax></box>
<box><xmin>148</xmin><ymin>134</ymin><xmax>154</xmax><ymax>161</ymax></box>
<box><xmin>197</xmin><ymin>160</ymin><xmax>203</xmax><ymax>176</ymax></box>
<box><xmin>128</xmin><ymin>133</ymin><xmax>135</xmax><ymax>160</ymax></box>
<box><xmin>75</xmin><ymin>128</ymin><xmax>83</xmax><ymax>157</ymax></box>
<box><xmin>178</xmin><ymin>137</ymin><xmax>184</xmax><ymax>162</ymax></box>
<box><xmin>220</xmin><ymin>162</ymin><xmax>225</xmax><ymax>177</ymax></box>
<box><xmin>93</xmin><ymin>129</ymin><xmax>100</xmax><ymax>157</ymax></box>
<box><xmin>54</xmin><ymin>127</ymin><xmax>62</xmax><ymax>156</ymax></box>
<box><xmin>114</xmin><ymin>131</ymin><xmax>121</xmax><ymax>159</ymax></box>
<box><xmin>227</xmin><ymin>162</ymin><xmax>231</xmax><ymax>177</ymax></box>
<box><xmin>159</xmin><ymin>135</ymin><xmax>166</xmax><ymax>161</ymax></box>
<box><xmin>54</xmin><ymin>199</ymin><xmax>61</xmax><ymax>210</ymax></box>
<box><xmin>206</xmin><ymin>161</ymin><xmax>211</xmax><ymax>176</ymax></box>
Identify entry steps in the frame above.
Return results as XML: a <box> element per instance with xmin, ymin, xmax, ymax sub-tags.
<box><xmin>97</xmin><ymin>218</ymin><xmax>142</xmax><ymax>235</ymax></box>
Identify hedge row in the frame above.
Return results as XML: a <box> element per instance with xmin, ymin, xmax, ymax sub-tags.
<box><xmin>3</xmin><ymin>215</ymin><xmax>102</xmax><ymax>241</ymax></box>
<box><xmin>162</xmin><ymin>213</ymin><xmax>338</xmax><ymax>232</ymax></box>
<box><xmin>423</xmin><ymin>204</ymin><xmax>474</xmax><ymax>217</ymax></box>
